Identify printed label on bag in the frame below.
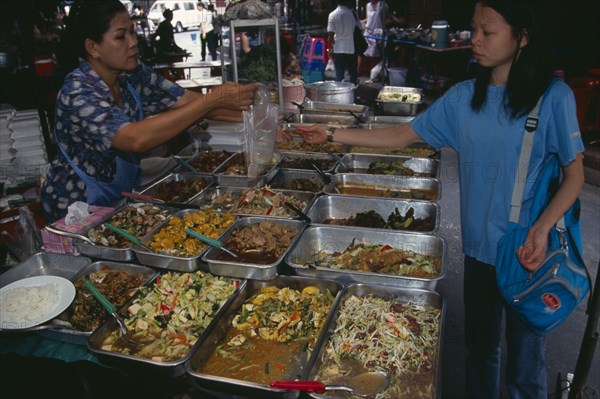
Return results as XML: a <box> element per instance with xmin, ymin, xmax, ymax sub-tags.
<box><xmin>541</xmin><ymin>293</ymin><xmax>561</xmax><ymax>312</ymax></box>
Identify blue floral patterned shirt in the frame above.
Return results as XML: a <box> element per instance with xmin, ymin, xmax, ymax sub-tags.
<box><xmin>41</xmin><ymin>59</ymin><xmax>185</xmax><ymax>222</ymax></box>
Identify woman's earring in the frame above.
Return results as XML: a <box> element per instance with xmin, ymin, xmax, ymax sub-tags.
<box><xmin>93</xmin><ymin>54</ymin><xmax>100</xmax><ymax>60</ymax></box>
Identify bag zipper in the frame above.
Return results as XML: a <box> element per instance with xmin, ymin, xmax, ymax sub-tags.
<box><xmin>513</xmin><ymin>262</ymin><xmax>580</xmax><ymax>303</ymax></box>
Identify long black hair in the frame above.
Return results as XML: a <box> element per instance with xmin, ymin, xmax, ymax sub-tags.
<box><xmin>58</xmin><ymin>0</ymin><xmax>128</xmax><ymax>71</ymax></box>
<box><xmin>471</xmin><ymin>0</ymin><xmax>554</xmax><ymax>119</ymax></box>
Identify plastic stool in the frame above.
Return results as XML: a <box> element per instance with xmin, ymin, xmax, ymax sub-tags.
<box><xmin>302</xmin><ymin>36</ymin><xmax>328</xmax><ymax>66</ymax></box>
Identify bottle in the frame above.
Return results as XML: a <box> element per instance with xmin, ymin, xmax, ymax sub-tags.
<box><xmin>431</xmin><ymin>20</ymin><xmax>450</xmax><ymax>49</ymax></box>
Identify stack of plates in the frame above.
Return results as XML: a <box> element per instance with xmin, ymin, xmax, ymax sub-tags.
<box><xmin>201</xmin><ymin>120</ymin><xmax>245</xmax><ymax>152</ymax></box>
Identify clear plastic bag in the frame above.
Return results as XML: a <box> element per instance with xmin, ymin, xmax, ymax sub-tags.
<box><xmin>244</xmin><ymin>86</ymin><xmax>278</xmax><ymax>180</ymax></box>
<box><xmin>0</xmin><ymin>206</ymin><xmax>42</xmax><ymax>261</ymax></box>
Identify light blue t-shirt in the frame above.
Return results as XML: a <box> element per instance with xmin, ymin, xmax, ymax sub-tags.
<box><xmin>411</xmin><ymin>79</ymin><xmax>584</xmax><ymax>265</ymax></box>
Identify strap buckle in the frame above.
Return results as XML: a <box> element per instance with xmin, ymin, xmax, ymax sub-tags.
<box><xmin>557</xmin><ymin>226</ymin><xmax>568</xmax><ymax>250</ymax></box>
<box><xmin>525</xmin><ymin>116</ymin><xmax>539</xmax><ymax>132</ymax></box>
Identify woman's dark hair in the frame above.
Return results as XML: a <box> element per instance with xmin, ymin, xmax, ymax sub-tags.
<box><xmin>58</xmin><ymin>0</ymin><xmax>128</xmax><ymax>70</ymax></box>
<box><xmin>471</xmin><ymin>0</ymin><xmax>554</xmax><ymax>118</ymax></box>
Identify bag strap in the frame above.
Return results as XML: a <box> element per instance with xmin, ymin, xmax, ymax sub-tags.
<box><xmin>509</xmin><ymin>95</ymin><xmax>544</xmax><ymax>223</ymax></box>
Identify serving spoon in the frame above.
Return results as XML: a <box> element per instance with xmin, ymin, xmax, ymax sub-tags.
<box><xmin>102</xmin><ymin>223</ymin><xmax>153</xmax><ymax>252</ymax></box>
<box><xmin>185</xmin><ymin>228</ymin><xmax>239</xmax><ymax>258</ymax></box>
<box><xmin>270</xmin><ymin>371</ymin><xmax>390</xmax><ymax>398</ymax></box>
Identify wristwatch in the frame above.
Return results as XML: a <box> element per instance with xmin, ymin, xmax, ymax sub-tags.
<box><xmin>326</xmin><ymin>126</ymin><xmax>337</xmax><ymax>142</ymax></box>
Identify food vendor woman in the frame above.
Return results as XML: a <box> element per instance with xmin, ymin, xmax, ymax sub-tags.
<box><xmin>41</xmin><ymin>0</ymin><xmax>258</xmax><ymax>223</ymax></box>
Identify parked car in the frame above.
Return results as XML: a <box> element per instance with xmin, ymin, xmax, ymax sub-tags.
<box><xmin>147</xmin><ymin>0</ymin><xmax>201</xmax><ymax>33</ymax></box>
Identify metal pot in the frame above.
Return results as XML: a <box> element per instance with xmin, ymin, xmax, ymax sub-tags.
<box><xmin>305</xmin><ymin>81</ymin><xmax>356</xmax><ymax>104</ymax></box>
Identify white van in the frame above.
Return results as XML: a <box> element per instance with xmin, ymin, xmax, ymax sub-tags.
<box><xmin>148</xmin><ymin>1</ymin><xmax>200</xmax><ymax>33</ymax></box>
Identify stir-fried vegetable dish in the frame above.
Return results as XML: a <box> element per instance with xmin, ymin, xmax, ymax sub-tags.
<box><xmin>100</xmin><ymin>271</ymin><xmax>238</xmax><ymax>362</ymax></box>
<box><xmin>199</xmin><ymin>285</ymin><xmax>335</xmax><ymax>384</ymax></box>
<box><xmin>189</xmin><ymin>151</ymin><xmax>233</xmax><ymax>173</ymax></box>
<box><xmin>312</xmin><ymin>239</ymin><xmax>441</xmax><ymax>278</ymax></box>
<box><xmin>233</xmin><ymin>186</ymin><xmax>308</xmax><ymax>217</ymax></box>
<box><xmin>153</xmin><ymin>179</ymin><xmax>209</xmax><ymax>203</ymax></box>
<box><xmin>324</xmin><ymin>207</ymin><xmax>435</xmax><ymax>232</ymax></box>
<box><xmin>315</xmin><ymin>294</ymin><xmax>441</xmax><ymax>398</ymax></box>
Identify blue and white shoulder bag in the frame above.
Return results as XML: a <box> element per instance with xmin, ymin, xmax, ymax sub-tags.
<box><xmin>495</xmin><ymin>94</ymin><xmax>593</xmax><ymax>335</ymax></box>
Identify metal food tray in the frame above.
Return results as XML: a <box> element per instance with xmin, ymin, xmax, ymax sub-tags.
<box><xmin>305</xmin><ymin>195</ymin><xmax>440</xmax><ymax>233</ymax></box>
<box><xmin>305</xmin><ymin>284</ymin><xmax>445</xmax><ymax>399</ymax></box>
<box><xmin>201</xmin><ymin>217</ymin><xmax>306</xmax><ymax>280</ymax></box>
<box><xmin>191</xmin><ymin>186</ymin><xmax>316</xmax><ymax>219</ymax></box>
<box><xmin>0</xmin><ymin>252</ymin><xmax>91</xmax><ymax>289</ymax></box>
<box><xmin>185</xmin><ymin>275</ymin><xmax>343</xmax><ymax>399</ymax></box>
<box><xmin>334</xmin><ymin>153</ymin><xmax>440</xmax><ymax>178</ymax></box>
<box><xmin>87</xmin><ymin>274</ymin><xmax>246</xmax><ymax>378</ymax></box>
<box><xmin>323</xmin><ymin>173</ymin><xmax>441</xmax><ymax>201</ymax></box>
<box><xmin>299</xmin><ymin>101</ymin><xmax>369</xmax><ymax>119</ymax></box>
<box><xmin>276</xmin><ymin>152</ymin><xmax>339</xmax><ymax>174</ymax></box>
<box><xmin>349</xmin><ymin>141</ymin><xmax>440</xmax><ymax>159</ymax></box>
<box><xmin>212</xmin><ymin>153</ymin><xmax>279</xmax><ymax>187</ymax></box>
<box><xmin>286</xmin><ymin>113</ymin><xmax>359</xmax><ymax>125</ymax></box>
<box><xmin>75</xmin><ymin>203</ymin><xmax>176</xmax><ymax>262</ymax></box>
<box><xmin>37</xmin><ymin>261</ymin><xmax>159</xmax><ymax>344</ymax></box>
<box><xmin>133</xmin><ymin>209</ymin><xmax>239</xmax><ymax>272</ymax></box>
<box><xmin>174</xmin><ymin>149</ymin><xmax>235</xmax><ymax>174</ymax></box>
<box><xmin>265</xmin><ymin>169</ymin><xmax>325</xmax><ymax>193</ymax></box>
<box><xmin>285</xmin><ymin>226</ymin><xmax>445</xmax><ymax>290</ymax></box>
<box><xmin>137</xmin><ymin>172</ymin><xmax>216</xmax><ymax>204</ymax></box>
<box><xmin>276</xmin><ymin>132</ymin><xmax>347</xmax><ymax>155</ymax></box>
<box><xmin>375</xmin><ymin>86</ymin><xmax>423</xmax><ymax>117</ymax></box>
<box><xmin>0</xmin><ymin>252</ymin><xmax>91</xmax><ymax>332</ymax></box>
<box><xmin>365</xmin><ymin>115</ymin><xmax>416</xmax><ymax>124</ymax></box>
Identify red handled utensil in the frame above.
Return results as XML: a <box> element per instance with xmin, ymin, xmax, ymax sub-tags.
<box><xmin>121</xmin><ymin>192</ymin><xmax>200</xmax><ymax>210</ymax></box>
<box><xmin>270</xmin><ymin>371</ymin><xmax>389</xmax><ymax>397</ymax></box>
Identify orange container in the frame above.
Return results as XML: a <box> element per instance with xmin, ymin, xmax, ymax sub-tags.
<box><xmin>34</xmin><ymin>59</ymin><xmax>55</xmax><ymax>77</ymax></box>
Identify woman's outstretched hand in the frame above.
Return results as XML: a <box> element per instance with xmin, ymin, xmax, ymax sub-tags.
<box><xmin>210</xmin><ymin>81</ymin><xmax>260</xmax><ymax>111</ymax></box>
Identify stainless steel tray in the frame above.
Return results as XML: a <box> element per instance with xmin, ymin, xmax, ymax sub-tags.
<box><xmin>323</xmin><ymin>173</ymin><xmax>441</xmax><ymax>201</ymax></box>
<box><xmin>87</xmin><ymin>272</ymin><xmax>245</xmax><ymax>378</ymax></box>
<box><xmin>375</xmin><ymin>86</ymin><xmax>423</xmax><ymax>116</ymax></box>
<box><xmin>276</xmin><ymin>133</ymin><xmax>347</xmax><ymax>155</ymax></box>
<box><xmin>349</xmin><ymin>141</ymin><xmax>440</xmax><ymax>159</ymax></box>
<box><xmin>285</xmin><ymin>226</ymin><xmax>445</xmax><ymax>290</ymax></box>
<box><xmin>191</xmin><ymin>186</ymin><xmax>316</xmax><ymax>219</ymax></box>
<box><xmin>137</xmin><ymin>172</ymin><xmax>216</xmax><ymax>204</ymax></box>
<box><xmin>305</xmin><ymin>284</ymin><xmax>445</xmax><ymax>399</ymax></box>
<box><xmin>277</xmin><ymin>152</ymin><xmax>339</xmax><ymax>174</ymax></box>
<box><xmin>185</xmin><ymin>275</ymin><xmax>343</xmax><ymax>399</ymax></box>
<box><xmin>335</xmin><ymin>153</ymin><xmax>440</xmax><ymax>178</ymax></box>
<box><xmin>212</xmin><ymin>152</ymin><xmax>279</xmax><ymax>187</ymax></box>
<box><xmin>265</xmin><ymin>169</ymin><xmax>325</xmax><ymax>193</ymax></box>
<box><xmin>299</xmin><ymin>101</ymin><xmax>368</xmax><ymax>119</ymax></box>
<box><xmin>174</xmin><ymin>149</ymin><xmax>235</xmax><ymax>174</ymax></box>
<box><xmin>133</xmin><ymin>209</ymin><xmax>238</xmax><ymax>272</ymax></box>
<box><xmin>75</xmin><ymin>203</ymin><xmax>175</xmax><ymax>262</ymax></box>
<box><xmin>287</xmin><ymin>113</ymin><xmax>359</xmax><ymax>125</ymax></box>
<box><xmin>38</xmin><ymin>261</ymin><xmax>159</xmax><ymax>344</ymax></box>
<box><xmin>365</xmin><ymin>115</ymin><xmax>415</xmax><ymax>124</ymax></box>
<box><xmin>201</xmin><ymin>217</ymin><xmax>306</xmax><ymax>280</ymax></box>
<box><xmin>305</xmin><ymin>195</ymin><xmax>440</xmax><ymax>233</ymax></box>
<box><xmin>0</xmin><ymin>252</ymin><xmax>91</xmax><ymax>289</ymax></box>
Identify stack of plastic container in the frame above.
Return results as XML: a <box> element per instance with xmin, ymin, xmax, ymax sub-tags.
<box><xmin>301</xmin><ymin>36</ymin><xmax>327</xmax><ymax>83</ymax></box>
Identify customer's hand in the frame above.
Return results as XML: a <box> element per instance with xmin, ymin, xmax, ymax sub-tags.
<box><xmin>295</xmin><ymin>124</ymin><xmax>328</xmax><ymax>144</ymax></box>
<box><xmin>517</xmin><ymin>224</ymin><xmax>550</xmax><ymax>271</ymax></box>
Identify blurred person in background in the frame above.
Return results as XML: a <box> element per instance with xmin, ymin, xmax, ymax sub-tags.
<box><xmin>327</xmin><ymin>0</ymin><xmax>359</xmax><ymax>85</ymax></box>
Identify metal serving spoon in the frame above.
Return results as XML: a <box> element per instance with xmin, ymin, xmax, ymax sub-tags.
<box><xmin>44</xmin><ymin>225</ymin><xmax>95</xmax><ymax>245</ymax></box>
<box><xmin>270</xmin><ymin>371</ymin><xmax>390</xmax><ymax>398</ymax></box>
<box><xmin>185</xmin><ymin>228</ymin><xmax>239</xmax><ymax>258</ymax></box>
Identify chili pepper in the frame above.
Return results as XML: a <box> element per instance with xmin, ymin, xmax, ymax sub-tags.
<box><xmin>381</xmin><ymin>244</ymin><xmax>393</xmax><ymax>251</ymax></box>
<box><xmin>161</xmin><ymin>303</ymin><xmax>170</xmax><ymax>315</ymax></box>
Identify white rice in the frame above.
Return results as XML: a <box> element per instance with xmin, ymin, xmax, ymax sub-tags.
<box><xmin>1</xmin><ymin>283</ymin><xmax>61</xmax><ymax>324</ymax></box>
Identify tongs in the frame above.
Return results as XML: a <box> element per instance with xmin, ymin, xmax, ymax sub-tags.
<box><xmin>121</xmin><ymin>191</ymin><xmax>200</xmax><ymax>210</ymax></box>
<box><xmin>284</xmin><ymin>201</ymin><xmax>311</xmax><ymax>223</ymax></box>
<box><xmin>318</xmin><ymin>144</ymin><xmax>346</xmax><ymax>171</ymax></box>
<box><xmin>311</xmin><ymin>163</ymin><xmax>340</xmax><ymax>194</ymax></box>
<box><xmin>348</xmin><ymin>110</ymin><xmax>366</xmax><ymax>124</ymax></box>
<box><xmin>171</xmin><ymin>155</ymin><xmax>197</xmax><ymax>172</ymax></box>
